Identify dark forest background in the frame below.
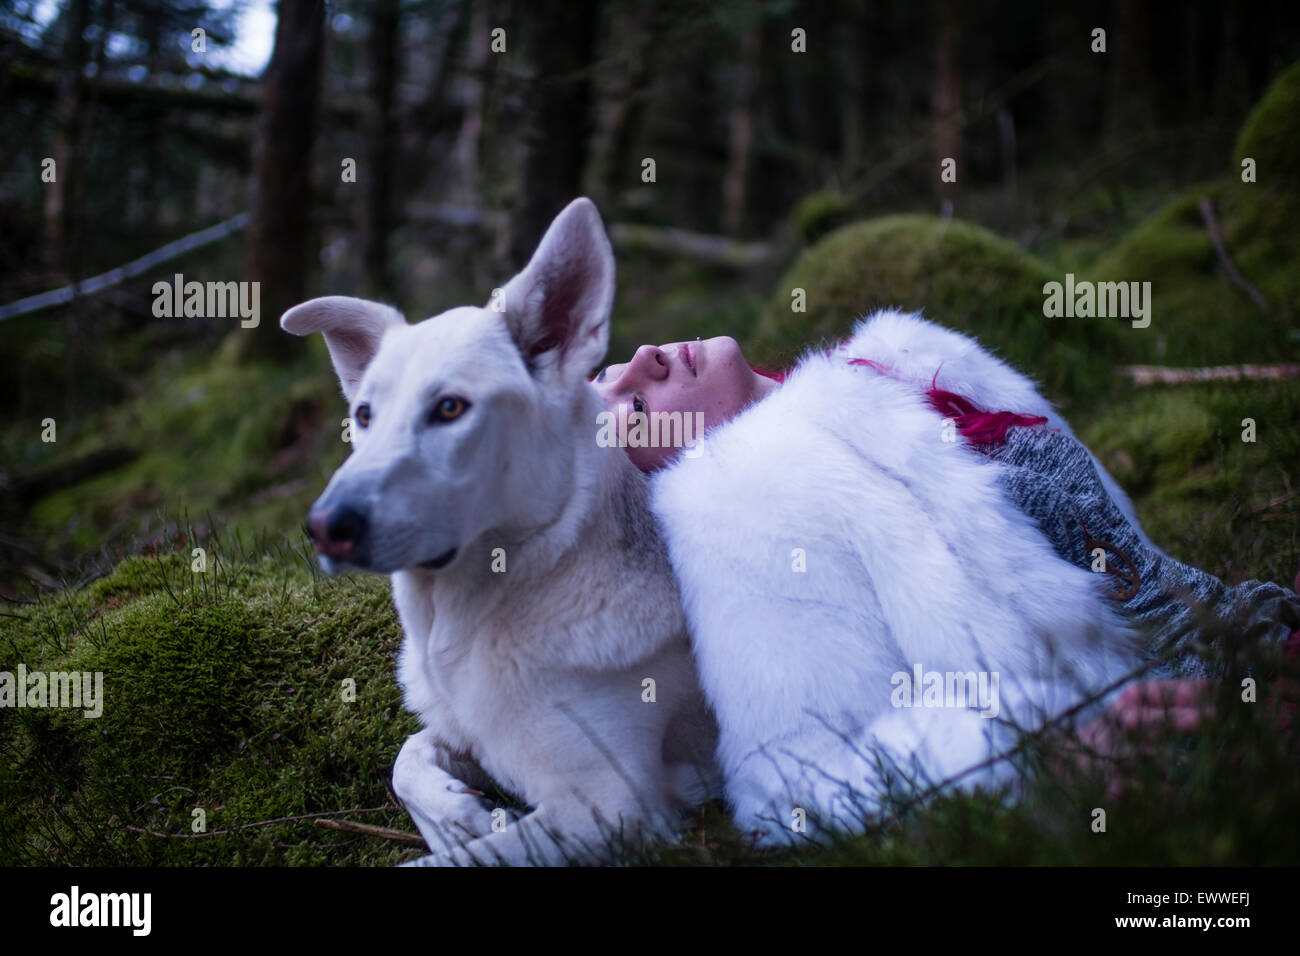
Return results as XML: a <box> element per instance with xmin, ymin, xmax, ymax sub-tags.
<box><xmin>2</xmin><ymin>1</ymin><xmax>1300</xmax><ymax>866</ymax></box>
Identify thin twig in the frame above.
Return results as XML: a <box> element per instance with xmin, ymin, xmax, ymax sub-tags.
<box><xmin>1241</xmin><ymin>490</ymin><xmax>1300</xmax><ymax>520</ymax></box>
<box><xmin>1122</xmin><ymin>363</ymin><xmax>1300</xmax><ymax>386</ymax></box>
<box><xmin>313</xmin><ymin>818</ymin><xmax>428</xmax><ymax>847</ymax></box>
<box><xmin>1197</xmin><ymin>196</ymin><xmax>1275</xmax><ymax>320</ymax></box>
<box><xmin>123</xmin><ymin>805</ymin><xmax>397</xmax><ymax>840</ymax></box>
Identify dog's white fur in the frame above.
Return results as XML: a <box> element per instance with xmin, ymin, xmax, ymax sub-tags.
<box><xmin>282</xmin><ymin>199</ymin><xmax>719</xmax><ymax>865</ymax></box>
<box><xmin>651</xmin><ymin>309</ymin><xmax>1144</xmax><ymax>844</ymax></box>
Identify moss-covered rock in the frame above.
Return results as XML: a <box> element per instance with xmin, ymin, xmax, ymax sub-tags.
<box><xmin>1091</xmin><ymin>61</ymin><xmax>1300</xmax><ymax>363</ymax></box>
<box><xmin>0</xmin><ymin>543</ymin><xmax>418</xmax><ymax>865</ymax></box>
<box><xmin>1226</xmin><ymin>58</ymin><xmax>1300</xmax><ymax>322</ymax></box>
<box><xmin>791</xmin><ymin>189</ymin><xmax>854</xmax><ymax>244</ymax></box>
<box><xmin>1087</xmin><ymin>183</ymin><xmax>1263</xmax><ymax>366</ymax></box>
<box><xmin>755</xmin><ymin>214</ymin><xmax>1122</xmax><ymax>403</ymax></box>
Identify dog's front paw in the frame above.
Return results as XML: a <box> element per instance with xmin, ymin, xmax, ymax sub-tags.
<box><xmin>393</xmin><ymin>732</ymin><xmax>500</xmax><ymax>850</ymax></box>
<box><xmin>399</xmin><ymin>846</ymin><xmax>477</xmax><ymax>867</ymax></box>
<box><xmin>400</xmin><ymin>789</ymin><xmax>497</xmax><ymax>853</ymax></box>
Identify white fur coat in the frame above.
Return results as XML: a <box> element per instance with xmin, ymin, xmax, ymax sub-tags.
<box><xmin>651</xmin><ymin>310</ymin><xmax>1142</xmax><ymax>844</ymax></box>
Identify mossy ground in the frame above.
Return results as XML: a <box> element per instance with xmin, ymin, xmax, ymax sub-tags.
<box><xmin>1</xmin><ymin>538</ymin><xmax>420</xmax><ymax>865</ymax></box>
<box><xmin>1080</xmin><ymin>383</ymin><xmax>1300</xmax><ymax>584</ymax></box>
<box><xmin>3</xmin><ymin>531</ymin><xmax>1297</xmax><ymax>865</ymax></box>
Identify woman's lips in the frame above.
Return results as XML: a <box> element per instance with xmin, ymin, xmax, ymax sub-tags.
<box><xmin>682</xmin><ymin>342</ymin><xmax>698</xmax><ymax>376</ymax></box>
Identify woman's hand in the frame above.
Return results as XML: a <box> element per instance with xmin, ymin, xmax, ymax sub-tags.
<box><xmin>1058</xmin><ymin>679</ymin><xmax>1215</xmax><ymax>799</ymax></box>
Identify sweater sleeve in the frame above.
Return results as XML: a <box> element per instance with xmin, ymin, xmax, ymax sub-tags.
<box><xmin>983</xmin><ymin>426</ymin><xmax>1300</xmax><ymax>680</ymax></box>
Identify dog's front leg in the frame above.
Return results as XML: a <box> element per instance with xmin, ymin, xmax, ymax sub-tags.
<box><xmin>393</xmin><ymin>727</ymin><xmax>502</xmax><ymax>855</ymax></box>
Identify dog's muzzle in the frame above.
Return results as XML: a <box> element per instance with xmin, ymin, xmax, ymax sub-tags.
<box><xmin>306</xmin><ymin>503</ymin><xmax>368</xmax><ymax>560</ymax></box>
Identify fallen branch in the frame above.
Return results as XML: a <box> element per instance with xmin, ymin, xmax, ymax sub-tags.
<box><xmin>1197</xmin><ymin>196</ymin><xmax>1275</xmax><ymax>320</ymax></box>
<box><xmin>1241</xmin><ymin>490</ymin><xmax>1300</xmax><ymax>520</ymax></box>
<box><xmin>6</xmin><ymin>444</ymin><xmax>138</xmax><ymax>505</ymax></box>
<box><xmin>123</xmin><ymin>805</ymin><xmax>396</xmax><ymax>840</ymax></box>
<box><xmin>8</xmin><ymin>59</ymin><xmax>361</xmax><ymax>122</ymax></box>
<box><xmin>0</xmin><ymin>214</ymin><xmax>249</xmax><ymax>321</ymax></box>
<box><xmin>313</xmin><ymin>818</ymin><xmax>428</xmax><ymax>848</ymax></box>
<box><xmin>406</xmin><ymin>204</ymin><xmax>776</xmax><ymax>270</ymax></box>
<box><xmin>1121</xmin><ymin>363</ymin><xmax>1300</xmax><ymax>386</ymax></box>
<box><xmin>608</xmin><ymin>222</ymin><xmax>774</xmax><ymax>269</ymax></box>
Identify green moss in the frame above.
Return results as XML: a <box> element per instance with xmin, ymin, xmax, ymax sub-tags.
<box><xmin>791</xmin><ymin>189</ymin><xmax>853</xmax><ymax>244</ymax></box>
<box><xmin>0</xmin><ymin>539</ymin><xmax>417</xmax><ymax>865</ymax></box>
<box><xmin>18</xmin><ymin>353</ymin><xmax>343</xmax><ymax>565</ymax></box>
<box><xmin>756</xmin><ymin>214</ymin><xmax>1122</xmax><ymax>405</ymax></box>
<box><xmin>1226</xmin><ymin>59</ymin><xmax>1300</xmax><ymax>322</ymax></box>
<box><xmin>1088</xmin><ymin>182</ymin><xmax>1296</xmax><ymax>367</ymax></box>
<box><xmin>1078</xmin><ymin>381</ymin><xmax>1300</xmax><ymax>584</ymax></box>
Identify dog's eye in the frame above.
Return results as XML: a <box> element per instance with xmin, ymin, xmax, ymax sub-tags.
<box><xmin>430</xmin><ymin>396</ymin><xmax>469</xmax><ymax>423</ymax></box>
<box><xmin>632</xmin><ymin>397</ymin><xmax>647</xmax><ymax>415</ymax></box>
<box><xmin>355</xmin><ymin>403</ymin><xmax>372</xmax><ymax>428</ymax></box>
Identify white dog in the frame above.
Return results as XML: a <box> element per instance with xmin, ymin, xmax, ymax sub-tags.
<box><xmin>651</xmin><ymin>310</ymin><xmax>1145</xmax><ymax>845</ymax></box>
<box><xmin>282</xmin><ymin>199</ymin><xmax>719</xmax><ymax>865</ymax></box>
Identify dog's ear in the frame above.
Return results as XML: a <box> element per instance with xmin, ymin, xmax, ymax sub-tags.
<box><xmin>281</xmin><ymin>296</ymin><xmax>406</xmax><ymax>402</ymax></box>
<box><xmin>498</xmin><ymin>197</ymin><xmax>614</xmax><ymax>382</ymax></box>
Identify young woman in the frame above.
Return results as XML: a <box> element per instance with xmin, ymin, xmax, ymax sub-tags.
<box><xmin>592</xmin><ymin>311</ymin><xmax>1300</xmax><ymax>836</ymax></box>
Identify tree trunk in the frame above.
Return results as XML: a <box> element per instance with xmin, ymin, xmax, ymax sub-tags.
<box><xmin>236</xmin><ymin>0</ymin><xmax>325</xmax><ymax>362</ymax></box>
<box><xmin>837</xmin><ymin>5</ymin><xmax>871</xmax><ymax>182</ymax></box>
<box><xmin>405</xmin><ymin>0</ymin><xmax>467</xmax><ymax>198</ymax></box>
<box><xmin>1211</xmin><ymin>6</ymin><xmax>1250</xmax><ymax>126</ymax></box>
<box><xmin>361</xmin><ymin>0</ymin><xmax>400</xmax><ymax>299</ymax></box>
<box><xmin>450</xmin><ymin>0</ymin><xmax>493</xmax><ymax>204</ymax></box>
<box><xmin>508</xmin><ymin>0</ymin><xmax>598</xmax><ymax>269</ymax></box>
<box><xmin>595</xmin><ymin>1</ymin><xmax>661</xmax><ymax>210</ymax></box>
<box><xmin>931</xmin><ymin>0</ymin><xmax>962</xmax><ymax>202</ymax></box>
<box><xmin>721</xmin><ymin>23</ymin><xmax>761</xmax><ymax>236</ymax></box>
<box><xmin>1105</xmin><ymin>0</ymin><xmax>1155</xmax><ymax>148</ymax></box>
<box><xmin>43</xmin><ymin>0</ymin><xmax>91</xmax><ymax>279</ymax></box>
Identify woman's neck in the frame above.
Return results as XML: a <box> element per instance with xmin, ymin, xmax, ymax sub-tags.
<box><xmin>752</xmin><ymin>372</ymin><xmax>782</xmax><ymax>402</ymax></box>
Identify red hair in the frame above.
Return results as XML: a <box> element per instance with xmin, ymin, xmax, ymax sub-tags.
<box><xmin>922</xmin><ymin>380</ymin><xmax>1048</xmax><ymax>446</ymax></box>
<box><xmin>749</xmin><ymin>365</ymin><xmax>787</xmax><ymax>384</ymax></box>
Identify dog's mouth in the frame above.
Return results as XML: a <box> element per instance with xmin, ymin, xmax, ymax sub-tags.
<box><xmin>418</xmin><ymin>547</ymin><xmax>458</xmax><ymax>570</ymax></box>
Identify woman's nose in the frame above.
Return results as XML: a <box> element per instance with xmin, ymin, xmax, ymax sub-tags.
<box><xmin>626</xmin><ymin>344</ymin><xmax>669</xmax><ymax>382</ymax></box>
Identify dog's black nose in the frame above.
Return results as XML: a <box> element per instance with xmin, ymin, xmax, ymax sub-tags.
<box><xmin>307</xmin><ymin>503</ymin><xmax>368</xmax><ymax>557</ymax></box>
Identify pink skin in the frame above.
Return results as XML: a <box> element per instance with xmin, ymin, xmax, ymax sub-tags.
<box><xmin>1057</xmin><ymin>679</ymin><xmax>1215</xmax><ymax>798</ymax></box>
<box><xmin>591</xmin><ymin>336</ymin><xmax>779</xmax><ymax>471</ymax></box>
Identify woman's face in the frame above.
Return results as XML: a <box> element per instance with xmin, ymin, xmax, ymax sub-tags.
<box><xmin>591</xmin><ymin>335</ymin><xmax>777</xmax><ymax>470</ymax></box>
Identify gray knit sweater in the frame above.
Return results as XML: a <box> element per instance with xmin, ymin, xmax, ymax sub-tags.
<box><xmin>985</xmin><ymin>426</ymin><xmax>1300</xmax><ymax>680</ymax></box>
